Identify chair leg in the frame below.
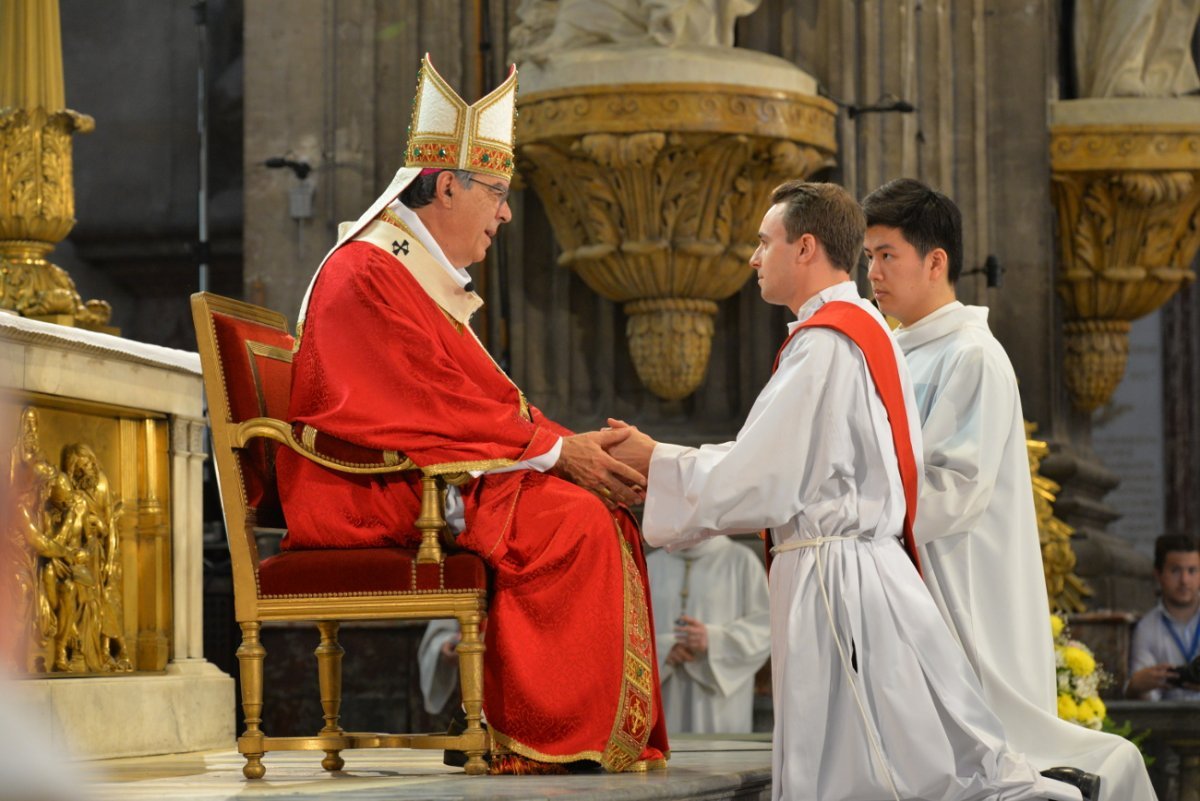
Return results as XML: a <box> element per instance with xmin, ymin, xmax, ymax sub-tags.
<box><xmin>315</xmin><ymin>621</ymin><xmax>345</xmax><ymax>771</ymax></box>
<box><xmin>457</xmin><ymin>610</ymin><xmax>488</xmax><ymax>775</ymax></box>
<box><xmin>236</xmin><ymin>621</ymin><xmax>267</xmax><ymax>779</ymax></box>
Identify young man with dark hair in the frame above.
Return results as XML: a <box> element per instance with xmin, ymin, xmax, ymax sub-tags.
<box><xmin>609</xmin><ymin>180</ymin><xmax>1082</xmax><ymax>801</ymax></box>
<box><xmin>863</xmin><ymin>177</ymin><xmax>1156</xmax><ymax>801</ymax></box>
<box><xmin>1128</xmin><ymin>534</ymin><xmax>1200</xmax><ymax>700</ymax></box>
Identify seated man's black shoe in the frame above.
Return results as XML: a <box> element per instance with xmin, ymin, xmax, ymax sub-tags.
<box><xmin>1040</xmin><ymin>766</ymin><xmax>1102</xmax><ymax>801</ymax></box>
<box><xmin>442</xmin><ymin>707</ymin><xmax>469</xmax><ymax>768</ymax></box>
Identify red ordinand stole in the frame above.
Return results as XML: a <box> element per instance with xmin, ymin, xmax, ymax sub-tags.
<box><xmin>764</xmin><ymin>300</ymin><xmax>923</xmax><ymax>576</ymax></box>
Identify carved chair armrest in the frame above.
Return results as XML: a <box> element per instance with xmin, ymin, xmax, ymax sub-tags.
<box><xmin>233</xmin><ymin>417</ymin><xmax>416</xmax><ymax>474</ymax></box>
<box><xmin>232</xmin><ymin>416</ymin><xmax>470</xmax><ymax>564</ymax></box>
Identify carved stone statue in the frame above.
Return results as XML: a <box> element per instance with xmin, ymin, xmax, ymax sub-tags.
<box><xmin>512</xmin><ymin>0</ymin><xmax>762</xmax><ymax>64</ymax></box>
<box><xmin>6</xmin><ymin>409</ymin><xmax>129</xmax><ymax>673</ymax></box>
<box><xmin>62</xmin><ymin>443</ymin><xmax>130</xmax><ymax>671</ymax></box>
<box><xmin>1074</xmin><ymin>0</ymin><xmax>1200</xmax><ymax>97</ymax></box>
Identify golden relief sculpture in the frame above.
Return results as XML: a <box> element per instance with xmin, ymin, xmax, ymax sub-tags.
<box><xmin>518</xmin><ymin>84</ymin><xmax>836</xmax><ymax>400</ymax></box>
<box><xmin>0</xmin><ymin>0</ymin><xmax>112</xmax><ymax>329</ymax></box>
<box><xmin>7</xmin><ymin>407</ymin><xmax>131</xmax><ymax>673</ymax></box>
<box><xmin>1050</xmin><ymin>123</ymin><xmax>1200</xmax><ymax>412</ymax></box>
<box><xmin>1027</xmin><ymin>424</ymin><xmax>1091</xmax><ymax>613</ymax></box>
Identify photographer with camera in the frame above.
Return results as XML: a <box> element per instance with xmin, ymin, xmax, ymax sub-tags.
<box><xmin>1127</xmin><ymin>534</ymin><xmax>1200</xmax><ymax>700</ymax></box>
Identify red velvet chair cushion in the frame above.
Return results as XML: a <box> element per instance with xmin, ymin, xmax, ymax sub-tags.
<box><xmin>210</xmin><ymin>311</ymin><xmax>294</xmax><ymax>529</ymax></box>
<box><xmin>258</xmin><ymin>548</ymin><xmax>488</xmax><ymax>597</ymax></box>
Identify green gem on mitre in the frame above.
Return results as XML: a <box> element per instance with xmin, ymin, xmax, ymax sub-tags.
<box><xmin>412</xmin><ymin>147</ymin><xmax>421</xmax><ymax>158</ymax></box>
<box><xmin>438</xmin><ymin>148</ymin><xmax>446</xmax><ymax>157</ymax></box>
<box><xmin>480</xmin><ymin>152</ymin><xmax>490</xmax><ymax>163</ymax></box>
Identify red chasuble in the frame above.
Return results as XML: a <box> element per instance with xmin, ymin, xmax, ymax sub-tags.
<box><xmin>764</xmin><ymin>299</ymin><xmax>923</xmax><ymax>575</ymax></box>
<box><xmin>277</xmin><ymin>233</ymin><xmax>668</xmax><ymax>771</ymax></box>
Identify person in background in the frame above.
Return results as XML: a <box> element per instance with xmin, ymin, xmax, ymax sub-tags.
<box><xmin>647</xmin><ymin>537</ymin><xmax>770</xmax><ymax>734</ymax></box>
<box><xmin>417</xmin><ymin>619</ymin><xmax>461</xmax><ymax>717</ymax></box>
<box><xmin>1127</xmin><ymin>534</ymin><xmax>1200</xmax><ymax>701</ymax></box>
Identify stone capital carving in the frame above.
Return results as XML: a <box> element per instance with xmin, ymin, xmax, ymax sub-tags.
<box><xmin>171</xmin><ymin>417</ymin><xmax>208</xmax><ymax>457</ymax></box>
<box><xmin>1050</xmin><ymin>123</ymin><xmax>1200</xmax><ymax>411</ymax></box>
<box><xmin>1051</xmin><ymin>125</ymin><xmax>1200</xmax><ymax>171</ymax></box>
<box><xmin>518</xmin><ymin>83</ymin><xmax>837</xmax><ymax>399</ymax></box>
<box><xmin>190</xmin><ymin>420</ymin><xmax>208</xmax><ymax>457</ymax></box>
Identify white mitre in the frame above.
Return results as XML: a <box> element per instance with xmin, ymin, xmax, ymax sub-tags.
<box><xmin>407</xmin><ymin>54</ymin><xmax>517</xmax><ymax>179</ymax></box>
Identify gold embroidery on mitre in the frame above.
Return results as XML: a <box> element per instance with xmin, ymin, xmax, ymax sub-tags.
<box><xmin>405</xmin><ymin>53</ymin><xmax>517</xmax><ymax>180</ymax></box>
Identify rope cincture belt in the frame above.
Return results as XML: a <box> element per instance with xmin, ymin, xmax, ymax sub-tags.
<box><xmin>769</xmin><ymin>534</ymin><xmax>861</xmax><ymax>555</ymax></box>
<box><xmin>768</xmin><ymin>530</ymin><xmax>902</xmax><ymax>801</ymax></box>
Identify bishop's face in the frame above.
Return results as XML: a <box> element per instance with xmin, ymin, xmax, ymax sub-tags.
<box><xmin>750</xmin><ymin>204</ymin><xmax>803</xmax><ymax>309</ymax></box>
<box><xmin>445</xmin><ymin>173</ymin><xmax>513</xmax><ymax>268</ymax></box>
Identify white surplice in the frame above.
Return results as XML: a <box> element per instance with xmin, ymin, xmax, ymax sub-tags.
<box><xmin>643</xmin><ymin>282</ymin><xmax>1080</xmax><ymax>801</ymax></box>
<box><xmin>897</xmin><ymin>302</ymin><xmax>1158</xmax><ymax>801</ymax></box>
<box><xmin>648</xmin><ymin>537</ymin><xmax>770</xmax><ymax>734</ymax></box>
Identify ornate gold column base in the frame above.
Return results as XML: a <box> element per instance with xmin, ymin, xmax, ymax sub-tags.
<box><xmin>0</xmin><ymin>106</ymin><xmax>112</xmax><ymax>329</ymax></box>
<box><xmin>1061</xmin><ymin>319</ymin><xmax>1131</xmax><ymax>416</ymax></box>
<box><xmin>1050</xmin><ymin>113</ymin><xmax>1200</xmax><ymax>412</ymax></box>
<box><xmin>519</xmin><ymin>83</ymin><xmax>836</xmax><ymax>400</ymax></box>
<box><xmin>0</xmin><ymin>240</ymin><xmax>112</xmax><ymax>328</ymax></box>
<box><xmin>625</xmin><ymin>298</ymin><xmax>717</xmax><ymax>401</ymax></box>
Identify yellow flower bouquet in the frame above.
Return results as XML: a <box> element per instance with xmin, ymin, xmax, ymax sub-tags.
<box><xmin>1052</xmin><ymin>614</ymin><xmax>1107</xmax><ymax>730</ymax></box>
<box><xmin>1051</xmin><ymin>615</ymin><xmax>1153</xmax><ymax>762</ymax></box>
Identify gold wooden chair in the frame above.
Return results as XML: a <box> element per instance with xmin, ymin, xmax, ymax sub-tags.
<box><xmin>191</xmin><ymin>292</ymin><xmax>489</xmax><ymax>779</ymax></box>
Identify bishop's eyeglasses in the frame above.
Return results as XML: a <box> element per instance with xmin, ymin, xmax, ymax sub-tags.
<box><xmin>466</xmin><ymin>174</ymin><xmax>510</xmax><ymax>205</ymax></box>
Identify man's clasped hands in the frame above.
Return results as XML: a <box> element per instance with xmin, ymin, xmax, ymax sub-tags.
<box><xmin>550</xmin><ymin>419</ymin><xmax>658</xmax><ymax>508</ymax></box>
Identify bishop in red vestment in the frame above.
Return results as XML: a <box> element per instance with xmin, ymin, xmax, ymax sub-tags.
<box><xmin>277</xmin><ymin>55</ymin><xmax>668</xmax><ymax>774</ymax></box>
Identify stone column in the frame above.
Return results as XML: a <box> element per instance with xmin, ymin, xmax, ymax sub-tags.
<box><xmin>171</xmin><ymin>416</ymin><xmax>208</xmax><ymax>661</ymax></box>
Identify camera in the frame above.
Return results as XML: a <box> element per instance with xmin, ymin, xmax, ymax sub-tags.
<box><xmin>1169</xmin><ymin>655</ymin><xmax>1200</xmax><ymax>686</ymax></box>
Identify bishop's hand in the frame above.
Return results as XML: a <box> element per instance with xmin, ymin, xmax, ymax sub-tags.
<box><xmin>553</xmin><ymin>428</ymin><xmax>647</xmax><ymax>507</ymax></box>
